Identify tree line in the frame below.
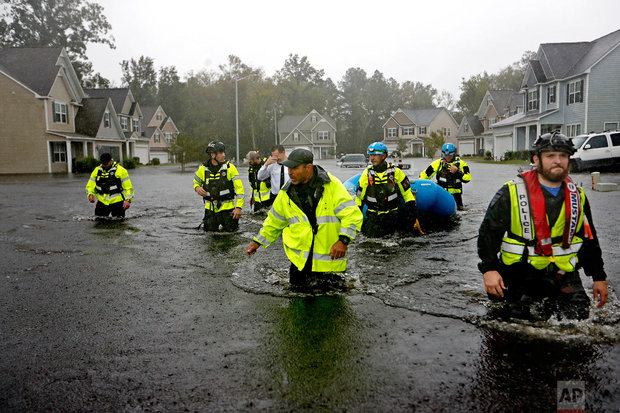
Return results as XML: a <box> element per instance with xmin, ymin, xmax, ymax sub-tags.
<box><xmin>1</xmin><ymin>0</ymin><xmax>534</xmax><ymax>162</ymax></box>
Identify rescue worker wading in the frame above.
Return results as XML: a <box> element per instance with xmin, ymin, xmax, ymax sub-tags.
<box><xmin>245</xmin><ymin>148</ymin><xmax>364</xmax><ymax>290</ymax></box>
<box><xmin>420</xmin><ymin>143</ymin><xmax>471</xmax><ymax>210</ymax></box>
<box><xmin>356</xmin><ymin>142</ymin><xmax>417</xmax><ymax>238</ymax></box>
<box><xmin>86</xmin><ymin>152</ymin><xmax>134</xmax><ymax>218</ymax></box>
<box><xmin>478</xmin><ymin>132</ymin><xmax>608</xmax><ymax>320</ymax></box>
<box><xmin>193</xmin><ymin>141</ymin><xmax>244</xmax><ymax>232</ymax></box>
<box><xmin>246</xmin><ymin>151</ymin><xmax>271</xmax><ymax>212</ymax></box>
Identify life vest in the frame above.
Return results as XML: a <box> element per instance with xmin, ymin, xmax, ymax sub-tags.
<box><xmin>203</xmin><ymin>161</ymin><xmax>236</xmax><ymax>204</ymax></box>
<box><xmin>363</xmin><ymin>164</ymin><xmax>400</xmax><ymax>212</ymax></box>
<box><xmin>95</xmin><ymin>163</ymin><xmax>123</xmax><ymax>196</ymax></box>
<box><xmin>436</xmin><ymin>158</ymin><xmax>463</xmax><ymax>190</ymax></box>
<box><xmin>500</xmin><ymin>170</ymin><xmax>586</xmax><ymax>272</ymax></box>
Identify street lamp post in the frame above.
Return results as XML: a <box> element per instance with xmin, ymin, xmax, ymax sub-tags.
<box><xmin>234</xmin><ymin>74</ymin><xmax>253</xmax><ymax>165</ymax></box>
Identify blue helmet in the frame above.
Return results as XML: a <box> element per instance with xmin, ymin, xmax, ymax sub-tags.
<box><xmin>441</xmin><ymin>143</ymin><xmax>456</xmax><ymax>157</ymax></box>
<box><xmin>367</xmin><ymin>142</ymin><xmax>388</xmax><ymax>155</ymax></box>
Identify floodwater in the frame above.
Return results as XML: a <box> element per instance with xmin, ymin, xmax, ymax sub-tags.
<box><xmin>0</xmin><ymin>159</ymin><xmax>618</xmax><ymax>411</ymax></box>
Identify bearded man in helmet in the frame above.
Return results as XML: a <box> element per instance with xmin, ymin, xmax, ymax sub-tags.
<box><xmin>193</xmin><ymin>141</ymin><xmax>245</xmax><ymax>231</ymax></box>
<box><xmin>419</xmin><ymin>143</ymin><xmax>471</xmax><ymax>210</ymax></box>
<box><xmin>355</xmin><ymin>142</ymin><xmax>417</xmax><ymax>238</ymax></box>
<box><xmin>478</xmin><ymin>131</ymin><xmax>608</xmax><ymax>320</ymax></box>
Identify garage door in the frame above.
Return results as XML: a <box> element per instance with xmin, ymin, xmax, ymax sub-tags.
<box><xmin>495</xmin><ymin>136</ymin><xmax>513</xmax><ymax>158</ymax></box>
<box><xmin>459</xmin><ymin>142</ymin><xmax>474</xmax><ymax>156</ymax></box>
<box><xmin>150</xmin><ymin>151</ymin><xmax>169</xmax><ymax>163</ymax></box>
<box><xmin>135</xmin><ymin>145</ymin><xmax>149</xmax><ymax>165</ymax></box>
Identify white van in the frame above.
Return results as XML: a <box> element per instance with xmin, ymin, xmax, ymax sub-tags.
<box><xmin>570</xmin><ymin>130</ymin><xmax>620</xmax><ymax>172</ymax></box>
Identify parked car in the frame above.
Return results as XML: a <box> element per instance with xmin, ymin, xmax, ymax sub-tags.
<box><xmin>339</xmin><ymin>153</ymin><xmax>368</xmax><ymax>168</ymax></box>
<box><xmin>570</xmin><ymin>130</ymin><xmax>620</xmax><ymax>172</ymax></box>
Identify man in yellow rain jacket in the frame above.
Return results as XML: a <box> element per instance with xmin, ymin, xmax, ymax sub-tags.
<box><xmin>419</xmin><ymin>143</ymin><xmax>471</xmax><ymax>210</ymax></box>
<box><xmin>85</xmin><ymin>152</ymin><xmax>133</xmax><ymax>218</ymax></box>
<box><xmin>246</xmin><ymin>148</ymin><xmax>363</xmax><ymax>289</ymax></box>
<box><xmin>193</xmin><ymin>141</ymin><xmax>244</xmax><ymax>232</ymax></box>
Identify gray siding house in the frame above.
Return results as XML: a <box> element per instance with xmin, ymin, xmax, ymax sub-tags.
<box><xmin>491</xmin><ymin>29</ymin><xmax>620</xmax><ymax>158</ymax></box>
<box><xmin>278</xmin><ymin>109</ymin><xmax>337</xmax><ymax>159</ymax></box>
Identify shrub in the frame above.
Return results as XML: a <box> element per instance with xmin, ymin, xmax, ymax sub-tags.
<box><xmin>485</xmin><ymin>151</ymin><xmax>493</xmax><ymax>160</ymax></box>
<box><xmin>151</xmin><ymin>158</ymin><xmax>160</xmax><ymax>165</ymax></box>
<box><xmin>123</xmin><ymin>158</ymin><xmax>137</xmax><ymax>169</ymax></box>
<box><xmin>132</xmin><ymin>156</ymin><xmax>141</xmax><ymax>165</ymax></box>
<box><xmin>75</xmin><ymin>156</ymin><xmax>99</xmax><ymax>173</ymax></box>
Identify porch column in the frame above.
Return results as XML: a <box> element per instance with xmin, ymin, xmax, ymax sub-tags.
<box><xmin>66</xmin><ymin>140</ymin><xmax>73</xmax><ymax>173</ymax></box>
<box><xmin>83</xmin><ymin>141</ymin><xmax>88</xmax><ymax>157</ymax></box>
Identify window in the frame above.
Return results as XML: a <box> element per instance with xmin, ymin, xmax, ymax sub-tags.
<box><xmin>547</xmin><ymin>85</ymin><xmax>556</xmax><ymax>104</ymax></box>
<box><xmin>156</xmin><ymin>113</ymin><xmax>162</xmax><ymax>121</ymax></box>
<box><xmin>567</xmin><ymin>80</ymin><xmax>583</xmax><ymax>104</ymax></box>
<box><xmin>132</xmin><ymin>119</ymin><xmax>139</xmax><ymax>132</ymax></box>
<box><xmin>52</xmin><ymin>142</ymin><xmax>66</xmax><ymax>162</ymax></box>
<box><xmin>104</xmin><ymin>112</ymin><xmax>110</xmax><ymax>128</ymax></box>
<box><xmin>443</xmin><ymin>127</ymin><xmax>451</xmax><ymax>137</ymax></box>
<box><xmin>489</xmin><ymin>118</ymin><xmax>496</xmax><ymax>127</ymax></box>
<box><xmin>387</xmin><ymin>128</ymin><xmax>397</xmax><ymax>138</ymax></box>
<box><xmin>164</xmin><ymin>132</ymin><xmax>173</xmax><ymax>143</ymax></box>
<box><xmin>311</xmin><ymin>115</ymin><xmax>317</xmax><ymax>122</ymax></box>
<box><xmin>464</xmin><ymin>124</ymin><xmax>469</xmax><ymax>132</ymax></box>
<box><xmin>604</xmin><ymin>122</ymin><xmax>618</xmax><ymax>131</ymax></box>
<box><xmin>53</xmin><ymin>102</ymin><xmax>68</xmax><ymax>123</ymax></box>
<box><xmin>120</xmin><ymin>116</ymin><xmax>128</xmax><ymax>130</ymax></box>
<box><xmin>317</xmin><ymin>131</ymin><xmax>329</xmax><ymax>140</ymax></box>
<box><xmin>566</xmin><ymin>124</ymin><xmax>582</xmax><ymax>137</ymax></box>
<box><xmin>418</xmin><ymin>126</ymin><xmax>427</xmax><ymax>134</ymax></box>
<box><xmin>587</xmin><ymin>135</ymin><xmax>608</xmax><ymax>149</ymax></box>
<box><xmin>402</xmin><ymin>127</ymin><xmax>414</xmax><ymax>135</ymax></box>
<box><xmin>527</xmin><ymin>90</ymin><xmax>538</xmax><ymax>111</ymax></box>
<box><xmin>610</xmin><ymin>133</ymin><xmax>620</xmax><ymax>147</ymax></box>
<box><xmin>293</xmin><ymin>132</ymin><xmax>299</xmax><ymax>141</ymax></box>
<box><xmin>154</xmin><ymin>132</ymin><xmax>160</xmax><ymax>143</ymax></box>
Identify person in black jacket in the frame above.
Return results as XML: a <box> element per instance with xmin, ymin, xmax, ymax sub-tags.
<box><xmin>478</xmin><ymin>132</ymin><xmax>608</xmax><ymax>320</ymax></box>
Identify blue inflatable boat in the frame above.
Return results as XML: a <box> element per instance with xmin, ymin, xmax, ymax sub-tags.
<box><xmin>343</xmin><ymin>173</ymin><xmax>456</xmax><ymax>217</ymax></box>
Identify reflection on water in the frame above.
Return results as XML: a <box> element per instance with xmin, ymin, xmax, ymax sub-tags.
<box><xmin>465</xmin><ymin>328</ymin><xmax>614</xmax><ymax>412</ymax></box>
<box><xmin>265</xmin><ymin>296</ymin><xmax>368</xmax><ymax>408</ymax></box>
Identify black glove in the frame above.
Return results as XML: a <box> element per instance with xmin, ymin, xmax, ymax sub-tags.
<box><xmin>405</xmin><ymin>200</ymin><xmax>417</xmax><ymax>220</ymax></box>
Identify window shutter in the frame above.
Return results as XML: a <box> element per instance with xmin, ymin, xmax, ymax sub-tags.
<box><xmin>579</xmin><ymin>80</ymin><xmax>584</xmax><ymax>103</ymax></box>
<box><xmin>566</xmin><ymin>84</ymin><xmax>570</xmax><ymax>105</ymax></box>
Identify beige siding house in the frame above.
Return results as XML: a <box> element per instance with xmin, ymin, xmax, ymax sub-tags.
<box><xmin>278</xmin><ymin>109</ymin><xmax>337</xmax><ymax>159</ymax></box>
<box><xmin>0</xmin><ymin>47</ymin><xmax>123</xmax><ymax>173</ymax></box>
<box><xmin>382</xmin><ymin>108</ymin><xmax>458</xmax><ymax>158</ymax></box>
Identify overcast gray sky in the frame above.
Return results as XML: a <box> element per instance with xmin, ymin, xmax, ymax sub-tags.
<box><xmin>88</xmin><ymin>0</ymin><xmax>620</xmax><ymax>98</ymax></box>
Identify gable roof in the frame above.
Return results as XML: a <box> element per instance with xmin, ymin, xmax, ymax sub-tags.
<box><xmin>523</xmin><ymin>28</ymin><xmax>620</xmax><ymax>88</ymax></box>
<box><xmin>141</xmin><ymin>105</ymin><xmax>161</xmax><ymax>128</ymax></box>
<box><xmin>0</xmin><ymin>47</ymin><xmax>66</xmax><ymax>96</ymax></box>
<box><xmin>384</xmin><ymin>108</ymin><xmax>445</xmax><ymax>128</ymax></box>
<box><xmin>75</xmin><ymin>98</ymin><xmax>111</xmax><ymax>137</ymax></box>
<box><xmin>465</xmin><ymin>115</ymin><xmax>484</xmax><ymax>136</ymax></box>
<box><xmin>84</xmin><ymin>88</ymin><xmax>130</xmax><ymax>113</ymax></box>
<box><xmin>278</xmin><ymin>115</ymin><xmax>306</xmax><ymax>133</ymax></box>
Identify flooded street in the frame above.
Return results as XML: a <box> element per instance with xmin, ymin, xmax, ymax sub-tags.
<box><xmin>1</xmin><ymin>159</ymin><xmax>618</xmax><ymax>411</ymax></box>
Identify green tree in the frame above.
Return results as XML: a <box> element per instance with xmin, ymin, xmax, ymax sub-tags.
<box><xmin>120</xmin><ymin>55</ymin><xmax>157</xmax><ymax>106</ymax></box>
<box><xmin>0</xmin><ymin>0</ymin><xmax>115</xmax><ymax>82</ymax></box>
<box><xmin>425</xmin><ymin>131</ymin><xmax>445</xmax><ymax>159</ymax></box>
<box><xmin>400</xmin><ymin>81</ymin><xmax>437</xmax><ymax>109</ymax></box>
<box><xmin>456</xmin><ymin>72</ymin><xmax>492</xmax><ymax>115</ymax></box>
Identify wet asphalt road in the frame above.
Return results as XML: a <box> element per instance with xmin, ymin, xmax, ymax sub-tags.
<box><xmin>0</xmin><ymin>159</ymin><xmax>618</xmax><ymax>412</ymax></box>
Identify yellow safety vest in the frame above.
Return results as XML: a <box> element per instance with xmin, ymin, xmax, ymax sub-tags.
<box><xmin>500</xmin><ymin>180</ymin><xmax>585</xmax><ymax>272</ymax></box>
<box><xmin>193</xmin><ymin>162</ymin><xmax>244</xmax><ymax>212</ymax></box>
<box><xmin>85</xmin><ymin>162</ymin><xmax>134</xmax><ymax>205</ymax></box>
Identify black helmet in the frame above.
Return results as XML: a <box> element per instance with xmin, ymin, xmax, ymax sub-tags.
<box><xmin>531</xmin><ymin>131</ymin><xmax>576</xmax><ymax>156</ymax></box>
<box><xmin>206</xmin><ymin>141</ymin><xmax>226</xmax><ymax>154</ymax></box>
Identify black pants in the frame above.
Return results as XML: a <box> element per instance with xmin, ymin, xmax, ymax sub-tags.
<box><xmin>252</xmin><ymin>200</ymin><xmax>269</xmax><ymax>212</ymax></box>
<box><xmin>203</xmin><ymin>209</ymin><xmax>239</xmax><ymax>232</ymax></box>
<box><xmin>490</xmin><ymin>264</ymin><xmax>590</xmax><ymax>320</ymax></box>
<box><xmin>452</xmin><ymin>192</ymin><xmax>463</xmax><ymax>210</ymax></box>
<box><xmin>361</xmin><ymin>210</ymin><xmax>397</xmax><ymax>238</ymax></box>
<box><xmin>289</xmin><ymin>262</ymin><xmax>329</xmax><ymax>290</ymax></box>
<box><xmin>95</xmin><ymin>201</ymin><xmax>125</xmax><ymax>218</ymax></box>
